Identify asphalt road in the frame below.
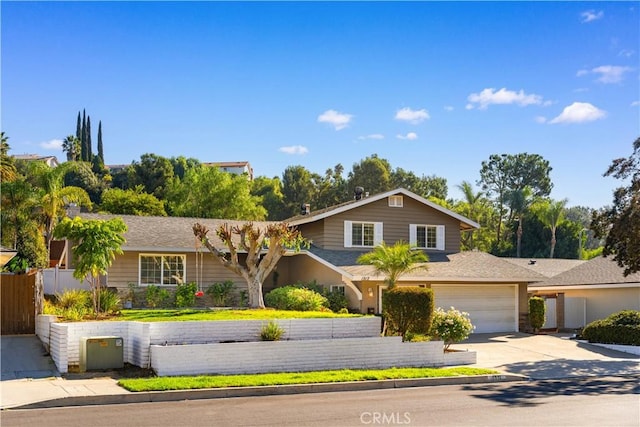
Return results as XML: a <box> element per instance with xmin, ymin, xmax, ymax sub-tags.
<box><xmin>2</xmin><ymin>377</ymin><xmax>638</xmax><ymax>427</ymax></box>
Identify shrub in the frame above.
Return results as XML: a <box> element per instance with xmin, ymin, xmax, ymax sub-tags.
<box><xmin>430</xmin><ymin>307</ymin><xmax>474</xmax><ymax>350</ymax></box>
<box><xmin>145</xmin><ymin>285</ymin><xmax>171</xmax><ymax>308</ymax></box>
<box><xmin>260</xmin><ymin>320</ymin><xmax>285</xmax><ymax>341</ymax></box>
<box><xmin>382</xmin><ymin>287</ymin><xmax>434</xmax><ymax>340</ymax></box>
<box><xmin>175</xmin><ymin>282</ymin><xmax>198</xmax><ymax>308</ymax></box>
<box><xmin>264</xmin><ymin>286</ymin><xmax>328</xmax><ymax>311</ymax></box>
<box><xmin>325</xmin><ymin>288</ymin><xmax>349</xmax><ymax>313</ymax></box>
<box><xmin>56</xmin><ymin>289</ymin><xmax>91</xmax><ymax>310</ymax></box>
<box><xmin>98</xmin><ymin>288</ymin><xmax>121</xmax><ymax>314</ymax></box>
<box><xmin>206</xmin><ymin>280</ymin><xmax>236</xmax><ymax>306</ymax></box>
<box><xmin>528</xmin><ymin>296</ymin><xmax>546</xmax><ymax>332</ymax></box>
<box><xmin>582</xmin><ymin>310</ymin><xmax>640</xmax><ymax>346</ymax></box>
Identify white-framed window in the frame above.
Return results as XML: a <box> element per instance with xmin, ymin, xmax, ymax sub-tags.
<box><xmin>344</xmin><ymin>221</ymin><xmax>383</xmax><ymax>247</ymax></box>
<box><xmin>330</xmin><ymin>285</ymin><xmax>346</xmax><ymax>295</ymax></box>
<box><xmin>388</xmin><ymin>195</ymin><xmax>403</xmax><ymax>207</ymax></box>
<box><xmin>409</xmin><ymin>224</ymin><xmax>445</xmax><ymax>250</ymax></box>
<box><xmin>139</xmin><ymin>254</ymin><xmax>186</xmax><ymax>286</ymax></box>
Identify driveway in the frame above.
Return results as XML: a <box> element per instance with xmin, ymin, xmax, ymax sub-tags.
<box><xmin>451</xmin><ymin>332</ymin><xmax>640</xmax><ymax>380</ymax></box>
<box><xmin>1</xmin><ymin>335</ymin><xmax>60</xmax><ymax>380</ymax></box>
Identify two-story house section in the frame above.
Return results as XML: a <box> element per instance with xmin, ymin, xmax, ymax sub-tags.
<box><xmin>281</xmin><ymin>188</ymin><xmax>543</xmax><ymax>333</ymax></box>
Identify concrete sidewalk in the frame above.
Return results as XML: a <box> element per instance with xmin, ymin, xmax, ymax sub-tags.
<box><xmin>1</xmin><ymin>333</ymin><xmax>638</xmax><ymax>410</ymax></box>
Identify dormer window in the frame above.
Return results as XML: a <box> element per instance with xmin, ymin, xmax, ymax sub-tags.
<box><xmin>388</xmin><ymin>195</ymin><xmax>403</xmax><ymax>207</ymax></box>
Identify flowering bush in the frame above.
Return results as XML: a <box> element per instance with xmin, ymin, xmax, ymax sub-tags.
<box><xmin>430</xmin><ymin>307</ymin><xmax>474</xmax><ymax>350</ymax></box>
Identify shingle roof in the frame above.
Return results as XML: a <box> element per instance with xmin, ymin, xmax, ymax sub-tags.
<box><xmin>307</xmin><ymin>246</ymin><xmax>545</xmax><ymax>283</ymax></box>
<box><xmin>530</xmin><ymin>256</ymin><xmax>640</xmax><ymax>287</ymax></box>
<box><xmin>78</xmin><ymin>213</ymin><xmax>275</xmax><ymax>251</ymax></box>
<box><xmin>502</xmin><ymin>258</ymin><xmax>586</xmax><ymax>278</ymax></box>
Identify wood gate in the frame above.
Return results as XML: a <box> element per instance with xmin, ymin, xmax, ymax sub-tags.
<box><xmin>1</xmin><ymin>271</ymin><xmax>38</xmax><ymax>335</ymax></box>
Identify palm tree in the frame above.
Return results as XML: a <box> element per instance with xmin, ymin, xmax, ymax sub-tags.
<box><xmin>27</xmin><ymin>162</ymin><xmax>93</xmax><ymax>247</ymax></box>
<box><xmin>356</xmin><ymin>241</ymin><xmax>429</xmax><ymax>288</ymax></box>
<box><xmin>506</xmin><ymin>186</ymin><xmax>533</xmax><ymax>258</ymax></box>
<box><xmin>1</xmin><ymin>132</ymin><xmax>18</xmax><ymax>182</ymax></box>
<box><xmin>533</xmin><ymin>198</ymin><xmax>567</xmax><ymax>258</ymax></box>
<box><xmin>62</xmin><ymin>135</ymin><xmax>81</xmax><ymax>162</ymax></box>
<box><xmin>456</xmin><ymin>181</ymin><xmax>484</xmax><ymax>250</ymax></box>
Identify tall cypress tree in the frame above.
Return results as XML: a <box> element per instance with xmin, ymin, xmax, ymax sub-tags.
<box><xmin>86</xmin><ymin>116</ymin><xmax>93</xmax><ymax>161</ymax></box>
<box><xmin>97</xmin><ymin>121</ymin><xmax>104</xmax><ymax>164</ymax></box>
<box><xmin>81</xmin><ymin>109</ymin><xmax>87</xmax><ymax>161</ymax></box>
<box><xmin>76</xmin><ymin>111</ymin><xmax>82</xmax><ymax>141</ymax></box>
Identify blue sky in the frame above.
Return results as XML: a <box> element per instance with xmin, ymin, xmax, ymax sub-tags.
<box><xmin>2</xmin><ymin>1</ymin><xmax>638</xmax><ymax>209</ymax></box>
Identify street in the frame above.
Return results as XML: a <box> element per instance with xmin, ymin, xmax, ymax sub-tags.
<box><xmin>2</xmin><ymin>376</ymin><xmax>638</xmax><ymax>427</ymax></box>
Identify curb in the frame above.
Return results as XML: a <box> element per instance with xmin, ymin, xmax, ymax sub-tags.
<box><xmin>6</xmin><ymin>374</ymin><xmax>527</xmax><ymax>410</ymax></box>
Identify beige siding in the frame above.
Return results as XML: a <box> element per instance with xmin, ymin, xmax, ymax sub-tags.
<box><xmin>297</xmin><ymin>221</ymin><xmax>325</xmax><ymax>247</ymax></box>
<box><xmin>320</xmin><ymin>197</ymin><xmax>461</xmax><ymax>251</ymax></box>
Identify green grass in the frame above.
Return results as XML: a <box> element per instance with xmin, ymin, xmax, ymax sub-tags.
<box><xmin>117</xmin><ymin>309</ymin><xmax>362</xmax><ymax>322</ymax></box>
<box><xmin>118</xmin><ymin>367</ymin><xmax>498</xmax><ymax>392</ymax></box>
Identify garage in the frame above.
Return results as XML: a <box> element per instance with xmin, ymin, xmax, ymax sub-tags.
<box><xmin>431</xmin><ymin>284</ymin><xmax>518</xmax><ymax>333</ymax></box>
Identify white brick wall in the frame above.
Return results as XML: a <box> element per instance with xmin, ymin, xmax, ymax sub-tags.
<box><xmin>150</xmin><ymin>337</ymin><xmax>453</xmax><ymax>376</ymax></box>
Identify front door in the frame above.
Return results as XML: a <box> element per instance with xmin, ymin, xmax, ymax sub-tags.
<box><xmin>377</xmin><ymin>285</ymin><xmax>388</xmax><ymax>313</ymax></box>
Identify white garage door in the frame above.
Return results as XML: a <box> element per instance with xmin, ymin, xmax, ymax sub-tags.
<box><xmin>431</xmin><ymin>285</ymin><xmax>517</xmax><ymax>333</ymax></box>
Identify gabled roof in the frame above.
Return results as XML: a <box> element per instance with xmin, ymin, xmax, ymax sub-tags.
<box><xmin>502</xmin><ymin>257</ymin><xmax>586</xmax><ymax>278</ymax></box>
<box><xmin>77</xmin><ymin>213</ymin><xmax>275</xmax><ymax>252</ymax></box>
<box><xmin>305</xmin><ymin>246</ymin><xmax>544</xmax><ymax>283</ymax></box>
<box><xmin>287</xmin><ymin>188</ymin><xmax>480</xmax><ymax>231</ymax></box>
<box><xmin>530</xmin><ymin>256</ymin><xmax>640</xmax><ymax>288</ymax></box>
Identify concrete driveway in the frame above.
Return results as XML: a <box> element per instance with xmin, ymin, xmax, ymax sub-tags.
<box><xmin>451</xmin><ymin>332</ymin><xmax>640</xmax><ymax>380</ymax></box>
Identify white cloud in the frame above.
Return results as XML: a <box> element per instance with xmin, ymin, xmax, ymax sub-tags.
<box><xmin>549</xmin><ymin>102</ymin><xmax>606</xmax><ymax>124</ymax></box>
<box><xmin>592</xmin><ymin>65</ymin><xmax>633</xmax><ymax>83</ymax></box>
<box><xmin>619</xmin><ymin>49</ymin><xmax>635</xmax><ymax>58</ymax></box>
<box><xmin>279</xmin><ymin>145</ymin><xmax>309</xmax><ymax>155</ymax></box>
<box><xmin>40</xmin><ymin>139</ymin><xmax>63</xmax><ymax>150</ymax></box>
<box><xmin>576</xmin><ymin>69</ymin><xmax>589</xmax><ymax>77</ymax></box>
<box><xmin>444</xmin><ymin>106</ymin><xmax>454</xmax><ymax>112</ymax></box>
<box><xmin>466</xmin><ymin>88</ymin><xmax>544</xmax><ymax>110</ymax></box>
<box><xmin>396</xmin><ymin>132</ymin><xmax>418</xmax><ymax>140</ymax></box>
<box><xmin>581</xmin><ymin>10</ymin><xmax>603</xmax><ymax>23</ymax></box>
<box><xmin>631</xmin><ymin>101</ymin><xmax>640</xmax><ymax>107</ymax></box>
<box><xmin>394</xmin><ymin>107</ymin><xmax>430</xmax><ymax>124</ymax></box>
<box><xmin>317</xmin><ymin>109</ymin><xmax>353</xmax><ymax>130</ymax></box>
<box><xmin>358</xmin><ymin>134</ymin><xmax>384</xmax><ymax>140</ymax></box>
<box><xmin>534</xmin><ymin>116</ymin><xmax>547</xmax><ymax>124</ymax></box>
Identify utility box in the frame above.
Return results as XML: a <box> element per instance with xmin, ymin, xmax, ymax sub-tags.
<box><xmin>79</xmin><ymin>336</ymin><xmax>124</xmax><ymax>372</ymax></box>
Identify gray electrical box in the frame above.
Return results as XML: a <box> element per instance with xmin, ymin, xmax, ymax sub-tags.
<box><xmin>79</xmin><ymin>336</ymin><xmax>124</xmax><ymax>372</ymax></box>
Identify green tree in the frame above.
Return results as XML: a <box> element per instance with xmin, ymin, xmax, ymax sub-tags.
<box><xmin>505</xmin><ymin>186</ymin><xmax>534</xmax><ymax>258</ymax></box>
<box><xmin>129</xmin><ymin>153</ymin><xmax>175</xmax><ymax>199</ymax></box>
<box><xmin>81</xmin><ymin>110</ymin><xmax>87</xmax><ymax>161</ymax></box>
<box><xmin>454</xmin><ymin>181</ymin><xmax>485</xmax><ymax>250</ymax></box>
<box><xmin>391</xmin><ymin>168</ymin><xmax>448</xmax><ymax>200</ymax></box>
<box><xmin>315</xmin><ymin>164</ymin><xmax>348</xmax><ymax>209</ymax></box>
<box><xmin>532</xmin><ymin>198</ymin><xmax>567</xmax><ymax>258</ymax></box>
<box><xmin>63</xmin><ymin>161</ymin><xmax>105</xmax><ymax>205</ymax></box>
<box><xmin>100</xmin><ymin>187</ymin><xmax>167</xmax><ymax>216</ymax></box>
<box><xmin>281</xmin><ymin>165</ymin><xmax>318</xmax><ymax>218</ymax></box>
<box><xmin>75</xmin><ymin>111</ymin><xmax>82</xmax><ymax>148</ymax></box>
<box><xmin>478</xmin><ymin>153</ymin><xmax>553</xmax><ymax>250</ymax></box>
<box><xmin>347</xmin><ymin>154</ymin><xmax>392</xmax><ymax>196</ymax></box>
<box><xmin>85</xmin><ymin>115</ymin><xmax>93</xmax><ymax>161</ymax></box>
<box><xmin>193</xmin><ymin>222</ymin><xmax>309</xmax><ymax>308</ymax></box>
<box><xmin>357</xmin><ymin>241</ymin><xmax>428</xmax><ymax>288</ymax></box>
<box><xmin>170</xmin><ymin>156</ymin><xmax>200</xmax><ymax>179</ymax></box>
<box><xmin>592</xmin><ymin>137</ymin><xmax>640</xmax><ymax>276</ymax></box>
<box><xmin>165</xmin><ymin>165</ymin><xmax>266</xmax><ymax>219</ymax></box>
<box><xmin>53</xmin><ymin>216</ymin><xmax>127</xmax><ymax>315</ymax></box>
<box><xmin>97</xmin><ymin>121</ymin><xmax>104</xmax><ymax>165</ymax></box>
<box><xmin>251</xmin><ymin>176</ymin><xmax>287</xmax><ymax>220</ymax></box>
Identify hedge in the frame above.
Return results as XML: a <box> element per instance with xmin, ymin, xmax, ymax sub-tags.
<box><xmin>382</xmin><ymin>287</ymin><xmax>434</xmax><ymax>339</ymax></box>
<box><xmin>581</xmin><ymin>310</ymin><xmax>640</xmax><ymax>346</ymax></box>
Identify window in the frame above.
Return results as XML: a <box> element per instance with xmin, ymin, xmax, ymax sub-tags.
<box><xmin>330</xmin><ymin>285</ymin><xmax>345</xmax><ymax>295</ymax></box>
<box><xmin>139</xmin><ymin>254</ymin><xmax>186</xmax><ymax>286</ymax></box>
<box><xmin>344</xmin><ymin>221</ymin><xmax>383</xmax><ymax>247</ymax></box>
<box><xmin>409</xmin><ymin>224</ymin><xmax>445</xmax><ymax>250</ymax></box>
<box><xmin>388</xmin><ymin>195</ymin><xmax>403</xmax><ymax>207</ymax></box>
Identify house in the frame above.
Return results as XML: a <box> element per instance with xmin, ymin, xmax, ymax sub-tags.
<box><xmin>12</xmin><ymin>154</ymin><xmax>59</xmax><ymax>168</ymax></box>
<box><xmin>528</xmin><ymin>256</ymin><xmax>640</xmax><ymax>330</ymax></box>
<box><xmin>58</xmin><ymin>188</ymin><xmax>544</xmax><ymax>333</ymax></box>
<box><xmin>203</xmin><ymin>161</ymin><xmax>253</xmax><ymax>180</ymax></box>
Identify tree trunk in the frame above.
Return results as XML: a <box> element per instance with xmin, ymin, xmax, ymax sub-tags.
<box><xmin>247</xmin><ymin>275</ymin><xmax>265</xmax><ymax>308</ymax></box>
<box><xmin>516</xmin><ymin>218</ymin><xmax>523</xmax><ymax>258</ymax></box>
<box><xmin>550</xmin><ymin>228</ymin><xmax>556</xmax><ymax>258</ymax></box>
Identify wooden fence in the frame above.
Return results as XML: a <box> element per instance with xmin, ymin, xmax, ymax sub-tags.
<box><xmin>1</xmin><ymin>271</ymin><xmax>41</xmax><ymax>335</ymax></box>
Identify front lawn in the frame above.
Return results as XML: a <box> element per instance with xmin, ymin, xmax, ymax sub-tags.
<box><xmin>117</xmin><ymin>309</ymin><xmax>363</xmax><ymax>322</ymax></box>
<box><xmin>118</xmin><ymin>366</ymin><xmax>498</xmax><ymax>391</ymax></box>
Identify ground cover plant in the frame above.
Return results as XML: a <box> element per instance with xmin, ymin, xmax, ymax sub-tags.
<box><xmin>116</xmin><ymin>308</ymin><xmax>362</xmax><ymax>322</ymax></box>
<box><xmin>118</xmin><ymin>366</ymin><xmax>498</xmax><ymax>392</ymax></box>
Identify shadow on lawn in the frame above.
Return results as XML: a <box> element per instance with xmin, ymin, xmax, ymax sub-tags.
<box><xmin>463</xmin><ymin>376</ymin><xmax>640</xmax><ymax>407</ymax></box>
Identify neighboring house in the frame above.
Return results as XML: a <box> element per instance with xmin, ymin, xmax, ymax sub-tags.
<box><xmin>528</xmin><ymin>256</ymin><xmax>640</xmax><ymax>330</ymax></box>
<box><xmin>12</xmin><ymin>154</ymin><xmax>60</xmax><ymax>168</ymax></box>
<box><xmin>56</xmin><ymin>188</ymin><xmax>544</xmax><ymax>333</ymax></box>
<box><xmin>203</xmin><ymin>161</ymin><xmax>253</xmax><ymax>180</ymax></box>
